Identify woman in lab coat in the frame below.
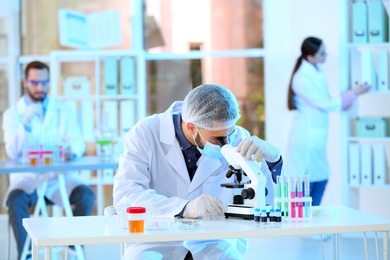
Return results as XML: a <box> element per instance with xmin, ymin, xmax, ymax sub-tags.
<box><xmin>114</xmin><ymin>84</ymin><xmax>282</xmax><ymax>260</ymax></box>
<box><xmin>286</xmin><ymin>37</ymin><xmax>370</xmax><ymax>205</ymax></box>
<box><xmin>2</xmin><ymin>61</ymin><xmax>95</xmax><ymax>259</ymax></box>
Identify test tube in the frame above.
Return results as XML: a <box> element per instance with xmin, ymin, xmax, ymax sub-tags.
<box><xmin>283</xmin><ymin>176</ymin><xmax>289</xmax><ymax>217</ymax></box>
<box><xmin>289</xmin><ymin>176</ymin><xmax>296</xmax><ymax>218</ymax></box>
<box><xmin>276</xmin><ymin>176</ymin><xmax>282</xmax><ymax>211</ymax></box>
<box><xmin>297</xmin><ymin>175</ymin><xmax>303</xmax><ymax>218</ymax></box>
<box><xmin>304</xmin><ymin>175</ymin><xmax>311</xmax><ymax>218</ymax></box>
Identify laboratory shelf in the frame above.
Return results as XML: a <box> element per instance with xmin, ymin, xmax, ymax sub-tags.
<box><xmin>348</xmin><ymin>185</ymin><xmax>390</xmax><ymax>189</ymax></box>
<box><xmin>348</xmin><ymin>137</ymin><xmax>390</xmax><ymax>142</ymax></box>
<box><xmin>347</xmin><ymin>43</ymin><xmax>390</xmax><ymax>49</ymax></box>
<box><xmin>56</xmin><ymin>95</ymin><xmax>140</xmax><ymax>101</ymax></box>
<box><xmin>342</xmin><ymin>0</ymin><xmax>390</xmax><ymax>218</ymax></box>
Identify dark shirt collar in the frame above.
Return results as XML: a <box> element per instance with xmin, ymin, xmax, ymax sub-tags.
<box><xmin>173</xmin><ymin>112</ymin><xmax>193</xmax><ymax>150</ymax></box>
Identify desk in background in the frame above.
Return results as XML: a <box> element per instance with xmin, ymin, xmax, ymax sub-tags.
<box><xmin>23</xmin><ymin>206</ymin><xmax>390</xmax><ymax>260</ymax></box>
<box><xmin>0</xmin><ymin>156</ymin><xmax>118</xmax><ymax>215</ymax></box>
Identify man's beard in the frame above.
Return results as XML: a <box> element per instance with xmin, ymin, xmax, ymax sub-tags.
<box><xmin>26</xmin><ymin>88</ymin><xmax>46</xmax><ymax>102</ymax></box>
<box><xmin>194</xmin><ymin>132</ymin><xmax>205</xmax><ymax>149</ymax></box>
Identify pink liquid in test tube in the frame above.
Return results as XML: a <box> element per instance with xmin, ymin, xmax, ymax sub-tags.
<box><xmin>289</xmin><ymin>177</ymin><xmax>296</xmax><ymax>218</ymax></box>
<box><xmin>297</xmin><ymin>175</ymin><xmax>303</xmax><ymax>218</ymax></box>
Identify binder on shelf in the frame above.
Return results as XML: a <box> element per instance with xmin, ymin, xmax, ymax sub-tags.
<box><xmin>352</xmin><ymin>0</ymin><xmax>368</xmax><ymax>43</ymax></box>
<box><xmin>350</xmin><ymin>50</ymin><xmax>361</xmax><ymax>88</ymax></box>
<box><xmin>360</xmin><ymin>144</ymin><xmax>373</xmax><ymax>185</ymax></box>
<box><xmin>373</xmin><ymin>144</ymin><xmax>387</xmax><ymax>185</ymax></box>
<box><xmin>120</xmin><ymin>57</ymin><xmax>136</xmax><ymax>95</ymax></box>
<box><xmin>377</xmin><ymin>50</ymin><xmax>389</xmax><ymax>91</ymax></box>
<box><xmin>120</xmin><ymin>101</ymin><xmax>135</xmax><ymax>132</ymax></box>
<box><xmin>367</xmin><ymin>0</ymin><xmax>389</xmax><ymax>43</ymax></box>
<box><xmin>104</xmin><ymin>57</ymin><xmax>118</xmax><ymax>95</ymax></box>
<box><xmin>360</xmin><ymin>50</ymin><xmax>377</xmax><ymax>91</ymax></box>
<box><xmin>103</xmin><ymin>101</ymin><xmax>118</xmax><ymax>135</ymax></box>
<box><xmin>64</xmin><ymin>76</ymin><xmax>90</xmax><ymax>97</ymax></box>
<box><xmin>80</xmin><ymin>100</ymin><xmax>94</xmax><ymax>142</ymax></box>
<box><xmin>349</xmin><ymin>143</ymin><xmax>361</xmax><ymax>185</ymax></box>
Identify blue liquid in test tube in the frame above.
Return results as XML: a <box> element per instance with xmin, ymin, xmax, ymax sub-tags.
<box><xmin>304</xmin><ymin>175</ymin><xmax>310</xmax><ymax>218</ymax></box>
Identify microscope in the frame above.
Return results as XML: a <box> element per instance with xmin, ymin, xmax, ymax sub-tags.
<box><xmin>218</xmin><ymin>141</ymin><xmax>270</xmax><ymax>220</ymax></box>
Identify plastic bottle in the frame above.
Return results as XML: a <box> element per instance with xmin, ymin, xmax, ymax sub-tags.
<box><xmin>275</xmin><ymin>209</ymin><xmax>282</xmax><ymax>223</ymax></box>
<box><xmin>254</xmin><ymin>208</ymin><xmax>261</xmax><ymax>223</ymax></box>
<box><xmin>260</xmin><ymin>209</ymin><xmax>268</xmax><ymax>225</ymax></box>
<box><xmin>269</xmin><ymin>209</ymin><xmax>276</xmax><ymax>224</ymax></box>
<box><xmin>127</xmin><ymin>207</ymin><xmax>146</xmax><ymax>233</ymax></box>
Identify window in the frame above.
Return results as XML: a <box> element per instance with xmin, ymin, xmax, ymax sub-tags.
<box><xmin>144</xmin><ymin>0</ymin><xmax>265</xmax><ymax>138</ymax></box>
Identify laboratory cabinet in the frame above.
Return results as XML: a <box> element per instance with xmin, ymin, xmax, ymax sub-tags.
<box><xmin>344</xmin><ymin>0</ymin><xmax>390</xmax><ymax>218</ymax></box>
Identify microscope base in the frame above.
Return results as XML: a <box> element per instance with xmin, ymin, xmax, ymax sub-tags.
<box><xmin>224</xmin><ymin>211</ymin><xmax>254</xmax><ymax>220</ymax></box>
<box><xmin>224</xmin><ymin>204</ymin><xmax>255</xmax><ymax>220</ymax></box>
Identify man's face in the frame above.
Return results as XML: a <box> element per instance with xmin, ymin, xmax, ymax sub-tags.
<box><xmin>23</xmin><ymin>68</ymin><xmax>50</xmax><ymax>102</ymax></box>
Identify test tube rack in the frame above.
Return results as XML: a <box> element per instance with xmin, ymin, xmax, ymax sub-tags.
<box><xmin>274</xmin><ymin>197</ymin><xmax>312</xmax><ymax>221</ymax></box>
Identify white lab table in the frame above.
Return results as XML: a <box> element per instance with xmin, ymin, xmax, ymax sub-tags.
<box><xmin>0</xmin><ymin>155</ymin><xmax>118</xmax><ymax>173</ymax></box>
<box><xmin>0</xmin><ymin>156</ymin><xmax>118</xmax><ymax>215</ymax></box>
<box><xmin>23</xmin><ymin>205</ymin><xmax>390</xmax><ymax>260</ymax></box>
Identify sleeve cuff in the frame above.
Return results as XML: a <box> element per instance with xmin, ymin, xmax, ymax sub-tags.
<box><xmin>266</xmin><ymin>156</ymin><xmax>283</xmax><ymax>183</ymax></box>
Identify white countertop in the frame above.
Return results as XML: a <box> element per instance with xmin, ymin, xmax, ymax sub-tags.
<box><xmin>23</xmin><ymin>205</ymin><xmax>390</xmax><ymax>247</ymax></box>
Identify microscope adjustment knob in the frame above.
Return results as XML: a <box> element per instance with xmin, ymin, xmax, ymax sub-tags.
<box><xmin>233</xmin><ymin>195</ymin><xmax>244</xmax><ymax>205</ymax></box>
<box><xmin>241</xmin><ymin>188</ymin><xmax>255</xmax><ymax>200</ymax></box>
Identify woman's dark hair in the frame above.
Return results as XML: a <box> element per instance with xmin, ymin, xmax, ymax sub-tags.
<box><xmin>287</xmin><ymin>37</ymin><xmax>322</xmax><ymax>110</ymax></box>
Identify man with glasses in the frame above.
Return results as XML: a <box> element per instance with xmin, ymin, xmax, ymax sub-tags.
<box><xmin>114</xmin><ymin>84</ymin><xmax>283</xmax><ymax>259</ymax></box>
<box><xmin>2</xmin><ymin>61</ymin><xmax>95</xmax><ymax>259</ymax></box>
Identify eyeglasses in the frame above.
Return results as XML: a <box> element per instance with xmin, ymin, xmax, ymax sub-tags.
<box><xmin>25</xmin><ymin>79</ymin><xmax>50</xmax><ymax>87</ymax></box>
<box><xmin>317</xmin><ymin>50</ymin><xmax>327</xmax><ymax>57</ymax></box>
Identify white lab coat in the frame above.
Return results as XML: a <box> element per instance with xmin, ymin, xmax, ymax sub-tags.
<box><xmin>2</xmin><ymin>96</ymin><xmax>86</xmax><ymax>207</ymax></box>
<box><xmin>286</xmin><ymin>60</ymin><xmax>342</xmax><ymax>181</ymax></box>
<box><xmin>114</xmin><ymin>101</ymin><xmax>275</xmax><ymax>260</ymax></box>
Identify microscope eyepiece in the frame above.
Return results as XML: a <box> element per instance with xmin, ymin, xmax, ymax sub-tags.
<box><xmin>216</xmin><ymin>137</ymin><xmax>227</xmax><ymax>147</ymax></box>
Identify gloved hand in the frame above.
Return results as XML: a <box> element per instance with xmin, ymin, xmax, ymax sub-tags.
<box><xmin>353</xmin><ymin>83</ymin><xmax>371</xmax><ymax>96</ymax></box>
<box><xmin>236</xmin><ymin>136</ymin><xmax>280</xmax><ymax>162</ymax></box>
<box><xmin>183</xmin><ymin>194</ymin><xmax>225</xmax><ymax>219</ymax></box>
<box><xmin>341</xmin><ymin>90</ymin><xmax>356</xmax><ymax>111</ymax></box>
<box><xmin>341</xmin><ymin>84</ymin><xmax>370</xmax><ymax>111</ymax></box>
<box><xmin>23</xmin><ymin>103</ymin><xmax>43</xmax><ymax>126</ymax></box>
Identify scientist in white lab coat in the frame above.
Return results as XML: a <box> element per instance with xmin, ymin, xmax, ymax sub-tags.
<box><xmin>2</xmin><ymin>61</ymin><xmax>95</xmax><ymax>259</ymax></box>
<box><xmin>114</xmin><ymin>84</ymin><xmax>283</xmax><ymax>260</ymax></box>
<box><xmin>286</xmin><ymin>36</ymin><xmax>370</xmax><ymax>205</ymax></box>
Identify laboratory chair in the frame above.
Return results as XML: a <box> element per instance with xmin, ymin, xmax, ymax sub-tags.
<box><xmin>6</xmin><ymin>216</ymin><xmax>11</xmax><ymax>260</ymax></box>
<box><xmin>6</xmin><ymin>173</ymin><xmax>85</xmax><ymax>260</ymax></box>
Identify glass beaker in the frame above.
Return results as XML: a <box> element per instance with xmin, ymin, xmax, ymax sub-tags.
<box><xmin>95</xmin><ymin>127</ymin><xmax>114</xmax><ymax>161</ymax></box>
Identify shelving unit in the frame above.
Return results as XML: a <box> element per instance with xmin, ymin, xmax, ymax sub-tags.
<box><xmin>16</xmin><ymin>51</ymin><xmax>146</xmax><ymax>214</ymax></box>
<box><xmin>51</xmin><ymin>50</ymin><xmax>146</xmax><ymax>214</ymax></box>
<box><xmin>343</xmin><ymin>0</ymin><xmax>390</xmax><ymax>218</ymax></box>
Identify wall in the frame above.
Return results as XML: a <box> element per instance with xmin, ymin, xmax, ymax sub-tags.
<box><xmin>263</xmin><ymin>0</ymin><xmax>346</xmax><ymax>206</ymax></box>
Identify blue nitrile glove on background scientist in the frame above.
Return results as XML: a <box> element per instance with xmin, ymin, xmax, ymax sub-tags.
<box><xmin>114</xmin><ymin>84</ymin><xmax>283</xmax><ymax>260</ymax></box>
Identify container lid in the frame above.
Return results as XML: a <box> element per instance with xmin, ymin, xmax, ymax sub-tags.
<box><xmin>126</xmin><ymin>207</ymin><xmax>146</xmax><ymax>213</ymax></box>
